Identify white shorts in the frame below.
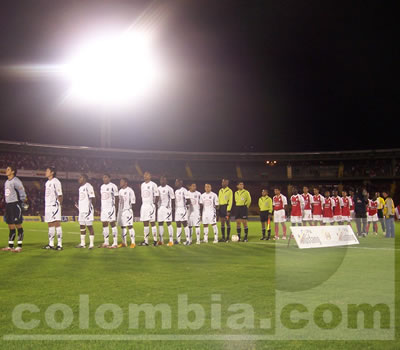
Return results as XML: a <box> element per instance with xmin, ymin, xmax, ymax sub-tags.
<box><xmin>79</xmin><ymin>211</ymin><xmax>94</xmax><ymax>226</ymax></box>
<box><xmin>101</xmin><ymin>207</ymin><xmax>116</xmax><ymax>222</ymax></box>
<box><xmin>45</xmin><ymin>204</ymin><xmax>61</xmax><ymax>223</ymax></box>
<box><xmin>175</xmin><ymin>207</ymin><xmax>188</xmax><ymax>222</ymax></box>
<box><xmin>188</xmin><ymin>210</ymin><xmax>201</xmax><ymax>227</ymax></box>
<box><xmin>157</xmin><ymin>206</ymin><xmax>173</xmax><ymax>222</ymax></box>
<box><xmin>140</xmin><ymin>203</ymin><xmax>156</xmax><ymax>222</ymax></box>
<box><xmin>367</xmin><ymin>213</ymin><xmax>378</xmax><ymax>222</ymax></box>
<box><xmin>313</xmin><ymin>215</ymin><xmax>323</xmax><ymax>221</ymax></box>
<box><xmin>303</xmin><ymin>209</ymin><xmax>312</xmax><ymax>221</ymax></box>
<box><xmin>202</xmin><ymin>211</ymin><xmax>217</xmax><ymax>225</ymax></box>
<box><xmin>274</xmin><ymin>209</ymin><xmax>286</xmax><ymax>223</ymax></box>
<box><xmin>290</xmin><ymin>216</ymin><xmax>302</xmax><ymax>224</ymax></box>
<box><xmin>342</xmin><ymin>215</ymin><xmax>351</xmax><ymax>222</ymax></box>
<box><xmin>323</xmin><ymin>216</ymin><xmax>333</xmax><ymax>224</ymax></box>
<box><xmin>333</xmin><ymin>215</ymin><xmax>342</xmax><ymax>222</ymax></box>
<box><xmin>118</xmin><ymin>209</ymin><xmax>134</xmax><ymax>227</ymax></box>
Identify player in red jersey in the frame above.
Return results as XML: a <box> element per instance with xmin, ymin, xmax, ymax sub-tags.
<box><xmin>349</xmin><ymin>189</ymin><xmax>355</xmax><ymax>220</ymax></box>
<box><xmin>332</xmin><ymin>190</ymin><xmax>344</xmax><ymax>225</ymax></box>
<box><xmin>322</xmin><ymin>190</ymin><xmax>335</xmax><ymax>225</ymax></box>
<box><xmin>302</xmin><ymin>186</ymin><xmax>313</xmax><ymax>226</ymax></box>
<box><xmin>366</xmin><ymin>194</ymin><xmax>379</xmax><ymax>234</ymax></box>
<box><xmin>290</xmin><ymin>187</ymin><xmax>304</xmax><ymax>227</ymax></box>
<box><xmin>341</xmin><ymin>190</ymin><xmax>353</xmax><ymax>225</ymax></box>
<box><xmin>312</xmin><ymin>187</ymin><xmax>325</xmax><ymax>225</ymax></box>
<box><xmin>273</xmin><ymin>187</ymin><xmax>288</xmax><ymax>240</ymax></box>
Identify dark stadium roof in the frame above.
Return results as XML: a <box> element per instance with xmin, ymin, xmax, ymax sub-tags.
<box><xmin>1</xmin><ymin>140</ymin><xmax>399</xmax><ymax>162</ymax></box>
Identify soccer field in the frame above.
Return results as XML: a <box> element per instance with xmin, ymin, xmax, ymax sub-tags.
<box><xmin>0</xmin><ymin>221</ymin><xmax>398</xmax><ymax>350</ymax></box>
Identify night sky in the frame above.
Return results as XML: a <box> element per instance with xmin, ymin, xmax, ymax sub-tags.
<box><xmin>0</xmin><ymin>0</ymin><xmax>396</xmax><ymax>152</ymax></box>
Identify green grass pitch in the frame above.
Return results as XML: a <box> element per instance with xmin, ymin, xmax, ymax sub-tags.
<box><xmin>0</xmin><ymin>221</ymin><xmax>399</xmax><ymax>350</ymax></box>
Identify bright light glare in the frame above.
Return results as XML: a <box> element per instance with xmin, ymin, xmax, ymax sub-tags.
<box><xmin>63</xmin><ymin>32</ymin><xmax>161</xmax><ymax>105</ymax></box>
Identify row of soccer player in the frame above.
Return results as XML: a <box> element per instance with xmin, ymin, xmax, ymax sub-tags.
<box><xmin>3</xmin><ymin>167</ymin><xmax>251</xmax><ymax>251</ymax></box>
<box><xmin>258</xmin><ymin>185</ymin><xmax>390</xmax><ymax>240</ymax></box>
<box><xmin>1</xmin><ymin>165</ymin><xmax>392</xmax><ymax>252</ymax></box>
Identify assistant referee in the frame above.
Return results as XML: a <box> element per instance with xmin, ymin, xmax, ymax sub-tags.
<box><xmin>218</xmin><ymin>179</ymin><xmax>233</xmax><ymax>242</ymax></box>
<box><xmin>258</xmin><ymin>189</ymin><xmax>272</xmax><ymax>240</ymax></box>
<box><xmin>234</xmin><ymin>182</ymin><xmax>251</xmax><ymax>242</ymax></box>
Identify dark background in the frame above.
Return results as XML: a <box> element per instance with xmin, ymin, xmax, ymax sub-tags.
<box><xmin>0</xmin><ymin>0</ymin><xmax>396</xmax><ymax>152</ymax></box>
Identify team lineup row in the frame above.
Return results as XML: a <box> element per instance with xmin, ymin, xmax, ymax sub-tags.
<box><xmin>1</xmin><ymin>165</ymin><xmax>387</xmax><ymax>252</ymax></box>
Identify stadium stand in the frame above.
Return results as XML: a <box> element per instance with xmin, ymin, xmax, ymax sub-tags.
<box><xmin>1</xmin><ymin>141</ymin><xmax>399</xmax><ymax>216</ymax></box>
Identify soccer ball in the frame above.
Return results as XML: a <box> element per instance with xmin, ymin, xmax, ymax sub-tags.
<box><xmin>231</xmin><ymin>235</ymin><xmax>239</xmax><ymax>242</ymax></box>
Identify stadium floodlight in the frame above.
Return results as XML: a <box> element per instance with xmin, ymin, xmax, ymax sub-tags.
<box><xmin>62</xmin><ymin>31</ymin><xmax>161</xmax><ymax>106</ymax></box>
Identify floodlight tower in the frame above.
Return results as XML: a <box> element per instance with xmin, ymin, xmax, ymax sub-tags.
<box><xmin>63</xmin><ymin>31</ymin><xmax>160</xmax><ymax>148</ymax></box>
<box><xmin>100</xmin><ymin>116</ymin><xmax>111</xmax><ymax>148</ymax></box>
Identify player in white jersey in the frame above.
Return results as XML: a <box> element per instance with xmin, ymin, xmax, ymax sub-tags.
<box><xmin>75</xmin><ymin>174</ymin><xmax>96</xmax><ymax>249</ymax></box>
<box><xmin>114</xmin><ymin>178</ymin><xmax>136</xmax><ymax>248</ymax></box>
<box><xmin>188</xmin><ymin>183</ymin><xmax>202</xmax><ymax>244</ymax></box>
<box><xmin>157</xmin><ymin>176</ymin><xmax>175</xmax><ymax>246</ymax></box>
<box><xmin>174</xmin><ymin>179</ymin><xmax>191</xmax><ymax>245</ymax></box>
<box><xmin>43</xmin><ymin>167</ymin><xmax>63</xmax><ymax>250</ymax></box>
<box><xmin>140</xmin><ymin>171</ymin><xmax>159</xmax><ymax>246</ymax></box>
<box><xmin>200</xmin><ymin>184</ymin><xmax>219</xmax><ymax>243</ymax></box>
<box><xmin>99</xmin><ymin>174</ymin><xmax>119</xmax><ymax>248</ymax></box>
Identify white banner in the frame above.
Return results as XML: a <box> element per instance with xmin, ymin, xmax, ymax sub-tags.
<box><xmin>290</xmin><ymin>225</ymin><xmax>359</xmax><ymax>249</ymax></box>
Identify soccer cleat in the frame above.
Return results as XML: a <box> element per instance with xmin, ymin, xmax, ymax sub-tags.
<box><xmin>213</xmin><ymin>240</ymin><xmax>218</xmax><ymax>244</ymax></box>
<box><xmin>1</xmin><ymin>247</ymin><xmax>13</xmax><ymax>251</ymax></box>
<box><xmin>42</xmin><ymin>245</ymin><xmax>55</xmax><ymax>250</ymax></box>
<box><xmin>108</xmin><ymin>245</ymin><xmax>118</xmax><ymax>249</ymax></box>
<box><xmin>260</xmin><ymin>236</ymin><xmax>266</xmax><ymax>240</ymax></box>
<box><xmin>196</xmin><ymin>241</ymin><xmax>200</xmax><ymax>245</ymax></box>
<box><xmin>12</xmin><ymin>247</ymin><xmax>22</xmax><ymax>253</ymax></box>
<box><xmin>55</xmin><ymin>246</ymin><xmax>63</xmax><ymax>251</ymax></box>
<box><xmin>152</xmin><ymin>241</ymin><xmax>158</xmax><ymax>247</ymax></box>
<box><xmin>243</xmin><ymin>238</ymin><xmax>248</xmax><ymax>242</ymax></box>
<box><xmin>75</xmin><ymin>244</ymin><xmax>86</xmax><ymax>248</ymax></box>
<box><xmin>98</xmin><ymin>243</ymin><xmax>109</xmax><ymax>248</ymax></box>
<box><xmin>88</xmin><ymin>245</ymin><xmax>94</xmax><ymax>250</ymax></box>
<box><xmin>167</xmin><ymin>241</ymin><xmax>174</xmax><ymax>247</ymax></box>
<box><xmin>129</xmin><ymin>243</ymin><xmax>136</xmax><ymax>249</ymax></box>
<box><xmin>157</xmin><ymin>241</ymin><xmax>163</xmax><ymax>246</ymax></box>
<box><xmin>118</xmin><ymin>243</ymin><xmax>127</xmax><ymax>248</ymax></box>
<box><xmin>185</xmin><ymin>241</ymin><xmax>192</xmax><ymax>246</ymax></box>
<box><xmin>282</xmin><ymin>236</ymin><xmax>287</xmax><ymax>240</ymax></box>
<box><xmin>173</xmin><ymin>240</ymin><xmax>179</xmax><ymax>245</ymax></box>
<box><xmin>225</xmin><ymin>239</ymin><xmax>229</xmax><ymax>243</ymax></box>
<box><xmin>203</xmin><ymin>239</ymin><xmax>208</xmax><ymax>243</ymax></box>
<box><xmin>140</xmin><ymin>242</ymin><xmax>149</xmax><ymax>246</ymax></box>
<box><xmin>273</xmin><ymin>236</ymin><xmax>279</xmax><ymax>241</ymax></box>
<box><xmin>219</xmin><ymin>238</ymin><xmax>226</xmax><ymax>243</ymax></box>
